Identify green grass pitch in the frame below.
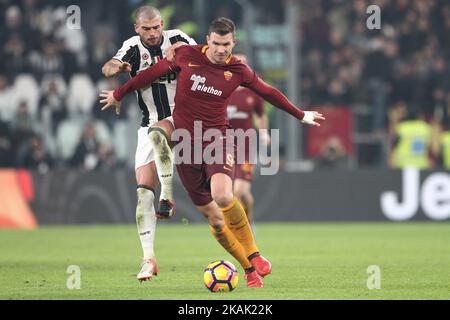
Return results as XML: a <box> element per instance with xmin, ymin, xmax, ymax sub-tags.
<box><xmin>0</xmin><ymin>222</ymin><xmax>449</xmax><ymax>299</ymax></box>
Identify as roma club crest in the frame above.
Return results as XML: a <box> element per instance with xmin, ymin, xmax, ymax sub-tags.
<box><xmin>224</xmin><ymin>71</ymin><xmax>233</xmax><ymax>81</ymax></box>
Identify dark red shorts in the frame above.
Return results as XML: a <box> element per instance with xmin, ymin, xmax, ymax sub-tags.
<box><xmin>176</xmin><ymin>162</ymin><xmax>234</xmax><ymax>206</ymax></box>
<box><xmin>234</xmin><ymin>161</ymin><xmax>256</xmax><ymax>182</ymax></box>
<box><xmin>175</xmin><ymin>138</ymin><xmax>236</xmax><ymax>206</ymax></box>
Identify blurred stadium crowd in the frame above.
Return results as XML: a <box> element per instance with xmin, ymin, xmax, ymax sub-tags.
<box><xmin>301</xmin><ymin>0</ymin><xmax>450</xmax><ymax>168</ymax></box>
<box><xmin>0</xmin><ymin>0</ymin><xmax>449</xmax><ymax>172</ymax></box>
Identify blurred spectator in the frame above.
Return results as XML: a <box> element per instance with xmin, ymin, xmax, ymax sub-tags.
<box><xmin>22</xmin><ymin>0</ymin><xmax>41</xmax><ymax>33</ymax></box>
<box><xmin>1</xmin><ymin>5</ymin><xmax>30</xmax><ymax>45</ymax></box>
<box><xmin>18</xmin><ymin>134</ymin><xmax>54</xmax><ymax>173</ymax></box>
<box><xmin>303</xmin><ymin>3</ymin><xmax>329</xmax><ymax>51</ymax></box>
<box><xmin>363</xmin><ymin>37</ymin><xmax>394</xmax><ymax>131</ymax></box>
<box><xmin>315</xmin><ymin>136</ymin><xmax>349</xmax><ymax>169</ymax></box>
<box><xmin>10</xmin><ymin>100</ymin><xmax>39</xmax><ymax>167</ymax></box>
<box><xmin>1</xmin><ymin>6</ymin><xmax>31</xmax><ymax>76</ymax></box>
<box><xmin>438</xmin><ymin>118</ymin><xmax>450</xmax><ymax>169</ymax></box>
<box><xmin>96</xmin><ymin>143</ymin><xmax>117</xmax><ymax>171</ymax></box>
<box><xmin>389</xmin><ymin>110</ymin><xmax>433</xmax><ymax>169</ymax></box>
<box><xmin>70</xmin><ymin>122</ymin><xmax>115</xmax><ymax>171</ymax></box>
<box><xmin>387</xmin><ymin>100</ymin><xmax>408</xmax><ymax>139</ymax></box>
<box><xmin>70</xmin><ymin>122</ymin><xmax>99</xmax><ymax>171</ymax></box>
<box><xmin>0</xmin><ymin>74</ymin><xmax>17</xmax><ymax>122</ymax></box>
<box><xmin>431</xmin><ymin>56</ymin><xmax>450</xmax><ymax>117</ymax></box>
<box><xmin>3</xmin><ymin>34</ymin><xmax>28</xmax><ymax>77</ymax></box>
<box><xmin>0</xmin><ymin>120</ymin><xmax>13</xmax><ymax>167</ymax></box>
<box><xmin>66</xmin><ymin>74</ymin><xmax>96</xmax><ymax>118</ymax></box>
<box><xmin>52</xmin><ymin>7</ymin><xmax>87</xmax><ymax>75</ymax></box>
<box><xmin>89</xmin><ymin>26</ymin><xmax>117</xmax><ymax>81</ymax></box>
<box><xmin>39</xmin><ymin>75</ymin><xmax>67</xmax><ymax>135</ymax></box>
<box><xmin>28</xmin><ymin>41</ymin><xmax>64</xmax><ymax>79</ymax></box>
<box><xmin>390</xmin><ymin>64</ymin><xmax>414</xmax><ymax>108</ymax></box>
<box><xmin>11</xmin><ymin>100</ymin><xmax>34</xmax><ymax>132</ymax></box>
<box><xmin>301</xmin><ymin>0</ymin><xmax>449</xmax><ymax>126</ymax></box>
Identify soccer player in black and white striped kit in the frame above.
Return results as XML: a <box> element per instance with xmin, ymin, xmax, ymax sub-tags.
<box><xmin>102</xmin><ymin>5</ymin><xmax>196</xmax><ymax>282</ymax></box>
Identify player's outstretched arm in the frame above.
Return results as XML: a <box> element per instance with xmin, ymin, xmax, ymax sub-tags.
<box><xmin>247</xmin><ymin>77</ymin><xmax>325</xmax><ymax>126</ymax></box>
<box><xmin>99</xmin><ymin>59</ymin><xmax>177</xmax><ymax>114</ymax></box>
<box><xmin>114</xmin><ymin>59</ymin><xmax>177</xmax><ymax>101</ymax></box>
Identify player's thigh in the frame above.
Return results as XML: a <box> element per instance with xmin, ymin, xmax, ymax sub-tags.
<box><xmin>176</xmin><ymin>163</ymin><xmax>214</xmax><ymax>206</ymax></box>
<box><xmin>196</xmin><ymin>201</ymin><xmax>224</xmax><ymax>229</ymax></box>
<box><xmin>135</xmin><ymin>162</ymin><xmax>159</xmax><ymax>190</ymax></box>
<box><xmin>206</xmin><ymin>143</ymin><xmax>235</xmax><ymax>207</ymax></box>
<box><xmin>210</xmin><ymin>173</ymin><xmax>234</xmax><ymax>207</ymax></box>
<box><xmin>135</xmin><ymin>126</ymin><xmax>158</xmax><ymax>173</ymax></box>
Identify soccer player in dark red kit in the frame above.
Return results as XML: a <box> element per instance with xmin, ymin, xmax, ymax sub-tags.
<box><xmin>226</xmin><ymin>54</ymin><xmax>271</xmax><ymax>235</ymax></box>
<box><xmin>100</xmin><ymin>17</ymin><xmax>325</xmax><ymax>287</ymax></box>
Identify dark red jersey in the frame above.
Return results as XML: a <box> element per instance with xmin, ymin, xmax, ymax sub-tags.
<box><xmin>114</xmin><ymin>45</ymin><xmax>305</xmax><ymax>144</ymax></box>
<box><xmin>227</xmin><ymin>87</ymin><xmax>265</xmax><ymax>131</ymax></box>
<box><xmin>167</xmin><ymin>45</ymin><xmax>258</xmax><ymax>141</ymax></box>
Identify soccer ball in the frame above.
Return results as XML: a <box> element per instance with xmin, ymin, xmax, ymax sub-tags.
<box><xmin>203</xmin><ymin>260</ymin><xmax>238</xmax><ymax>292</ymax></box>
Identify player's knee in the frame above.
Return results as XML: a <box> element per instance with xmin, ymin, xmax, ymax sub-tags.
<box><xmin>212</xmin><ymin>192</ymin><xmax>234</xmax><ymax>209</ymax></box>
<box><xmin>136</xmin><ymin>186</ymin><xmax>155</xmax><ymax>214</ymax></box>
<box><xmin>148</xmin><ymin>127</ymin><xmax>168</xmax><ymax>146</ymax></box>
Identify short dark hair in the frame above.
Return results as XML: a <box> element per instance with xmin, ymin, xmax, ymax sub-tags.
<box><xmin>134</xmin><ymin>5</ymin><xmax>161</xmax><ymax>23</ymax></box>
<box><xmin>208</xmin><ymin>17</ymin><xmax>236</xmax><ymax>37</ymax></box>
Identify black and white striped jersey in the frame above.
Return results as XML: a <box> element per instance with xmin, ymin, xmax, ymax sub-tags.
<box><xmin>112</xmin><ymin>30</ymin><xmax>196</xmax><ymax>126</ymax></box>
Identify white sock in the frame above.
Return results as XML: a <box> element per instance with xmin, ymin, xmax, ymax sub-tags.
<box><xmin>136</xmin><ymin>187</ymin><xmax>157</xmax><ymax>260</ymax></box>
<box><xmin>148</xmin><ymin>128</ymin><xmax>174</xmax><ymax>201</ymax></box>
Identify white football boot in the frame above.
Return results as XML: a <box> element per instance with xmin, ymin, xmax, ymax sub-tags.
<box><xmin>137</xmin><ymin>258</ymin><xmax>158</xmax><ymax>282</ymax></box>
